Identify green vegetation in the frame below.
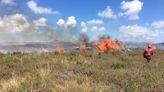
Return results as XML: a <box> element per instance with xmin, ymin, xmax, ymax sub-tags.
<box><xmin>0</xmin><ymin>49</ymin><xmax>164</xmax><ymax>92</ymax></box>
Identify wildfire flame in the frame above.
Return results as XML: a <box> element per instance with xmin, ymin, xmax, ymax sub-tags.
<box><xmin>79</xmin><ymin>34</ymin><xmax>88</xmax><ymax>53</ymax></box>
<box><xmin>31</xmin><ymin>48</ymin><xmax>36</xmax><ymax>53</ymax></box>
<box><xmin>53</xmin><ymin>45</ymin><xmax>65</xmax><ymax>53</ymax></box>
<box><xmin>40</xmin><ymin>47</ymin><xmax>48</xmax><ymax>53</ymax></box>
<box><xmin>92</xmin><ymin>36</ymin><xmax>123</xmax><ymax>53</ymax></box>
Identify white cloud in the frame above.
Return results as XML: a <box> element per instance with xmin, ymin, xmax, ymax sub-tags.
<box><xmin>98</xmin><ymin>6</ymin><xmax>117</xmax><ymax>19</ymax></box>
<box><xmin>56</xmin><ymin>19</ymin><xmax>65</xmax><ymax>27</ymax></box>
<box><xmin>0</xmin><ymin>0</ymin><xmax>15</xmax><ymax>6</ymax></box>
<box><xmin>57</xmin><ymin>16</ymin><xmax>77</xmax><ymax>29</ymax></box>
<box><xmin>0</xmin><ymin>13</ymin><xmax>30</xmax><ymax>32</ymax></box>
<box><xmin>119</xmin><ymin>24</ymin><xmax>164</xmax><ymax>42</ymax></box>
<box><xmin>33</xmin><ymin>17</ymin><xmax>47</xmax><ymax>27</ymax></box>
<box><xmin>27</xmin><ymin>0</ymin><xmax>58</xmax><ymax>15</ymax></box>
<box><xmin>87</xmin><ymin>19</ymin><xmax>104</xmax><ymax>25</ymax></box>
<box><xmin>120</xmin><ymin>0</ymin><xmax>143</xmax><ymax>20</ymax></box>
<box><xmin>0</xmin><ymin>13</ymin><xmax>47</xmax><ymax>33</ymax></box>
<box><xmin>119</xmin><ymin>25</ymin><xmax>148</xmax><ymax>37</ymax></box>
<box><xmin>81</xmin><ymin>21</ymin><xmax>88</xmax><ymax>32</ymax></box>
<box><xmin>0</xmin><ymin>13</ymin><xmax>80</xmax><ymax>44</ymax></box>
<box><xmin>152</xmin><ymin>21</ymin><xmax>164</xmax><ymax>29</ymax></box>
<box><xmin>92</xmin><ymin>26</ymin><xmax>106</xmax><ymax>32</ymax></box>
<box><xmin>65</xmin><ymin>16</ymin><xmax>77</xmax><ymax>28</ymax></box>
<box><xmin>92</xmin><ymin>26</ymin><xmax>98</xmax><ymax>32</ymax></box>
<box><xmin>99</xmin><ymin>27</ymin><xmax>106</xmax><ymax>31</ymax></box>
<box><xmin>150</xmin><ymin>29</ymin><xmax>164</xmax><ymax>37</ymax></box>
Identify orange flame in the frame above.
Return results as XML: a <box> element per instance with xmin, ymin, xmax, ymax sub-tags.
<box><xmin>79</xmin><ymin>34</ymin><xmax>88</xmax><ymax>53</ymax></box>
<box><xmin>92</xmin><ymin>41</ymin><xmax>107</xmax><ymax>53</ymax></box>
<box><xmin>40</xmin><ymin>47</ymin><xmax>48</xmax><ymax>53</ymax></box>
<box><xmin>92</xmin><ymin>37</ymin><xmax>122</xmax><ymax>53</ymax></box>
<box><xmin>79</xmin><ymin>43</ymin><xmax>87</xmax><ymax>53</ymax></box>
<box><xmin>31</xmin><ymin>48</ymin><xmax>36</xmax><ymax>53</ymax></box>
<box><xmin>53</xmin><ymin>45</ymin><xmax>65</xmax><ymax>53</ymax></box>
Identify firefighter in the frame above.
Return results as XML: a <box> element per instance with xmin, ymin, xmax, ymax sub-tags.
<box><xmin>143</xmin><ymin>45</ymin><xmax>154</xmax><ymax>63</ymax></box>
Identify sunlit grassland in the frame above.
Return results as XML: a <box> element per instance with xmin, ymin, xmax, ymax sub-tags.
<box><xmin>0</xmin><ymin>49</ymin><xmax>164</xmax><ymax>92</ymax></box>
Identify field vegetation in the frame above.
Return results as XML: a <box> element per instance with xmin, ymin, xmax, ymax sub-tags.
<box><xmin>0</xmin><ymin>49</ymin><xmax>164</xmax><ymax>92</ymax></box>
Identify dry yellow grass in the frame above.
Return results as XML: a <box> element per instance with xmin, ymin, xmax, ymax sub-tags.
<box><xmin>0</xmin><ymin>49</ymin><xmax>163</xmax><ymax>92</ymax></box>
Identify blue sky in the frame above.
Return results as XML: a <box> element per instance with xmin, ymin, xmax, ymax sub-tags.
<box><xmin>0</xmin><ymin>0</ymin><xmax>164</xmax><ymax>43</ymax></box>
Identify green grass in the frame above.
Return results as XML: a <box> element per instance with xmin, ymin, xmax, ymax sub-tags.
<box><xmin>0</xmin><ymin>49</ymin><xmax>164</xmax><ymax>92</ymax></box>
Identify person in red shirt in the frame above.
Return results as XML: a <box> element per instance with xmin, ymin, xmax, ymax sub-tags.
<box><xmin>143</xmin><ymin>45</ymin><xmax>154</xmax><ymax>63</ymax></box>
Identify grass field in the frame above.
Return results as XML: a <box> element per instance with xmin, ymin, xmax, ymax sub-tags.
<box><xmin>0</xmin><ymin>49</ymin><xmax>164</xmax><ymax>92</ymax></box>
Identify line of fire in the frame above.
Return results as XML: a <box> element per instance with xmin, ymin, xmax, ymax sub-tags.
<box><xmin>4</xmin><ymin>33</ymin><xmax>157</xmax><ymax>54</ymax></box>
<box><xmin>37</xmin><ymin>34</ymin><xmax>124</xmax><ymax>54</ymax></box>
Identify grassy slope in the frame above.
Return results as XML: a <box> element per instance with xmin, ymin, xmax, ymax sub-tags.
<box><xmin>0</xmin><ymin>49</ymin><xmax>164</xmax><ymax>92</ymax></box>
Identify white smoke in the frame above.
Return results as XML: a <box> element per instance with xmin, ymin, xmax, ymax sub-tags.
<box><xmin>0</xmin><ymin>13</ymin><xmax>50</xmax><ymax>44</ymax></box>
